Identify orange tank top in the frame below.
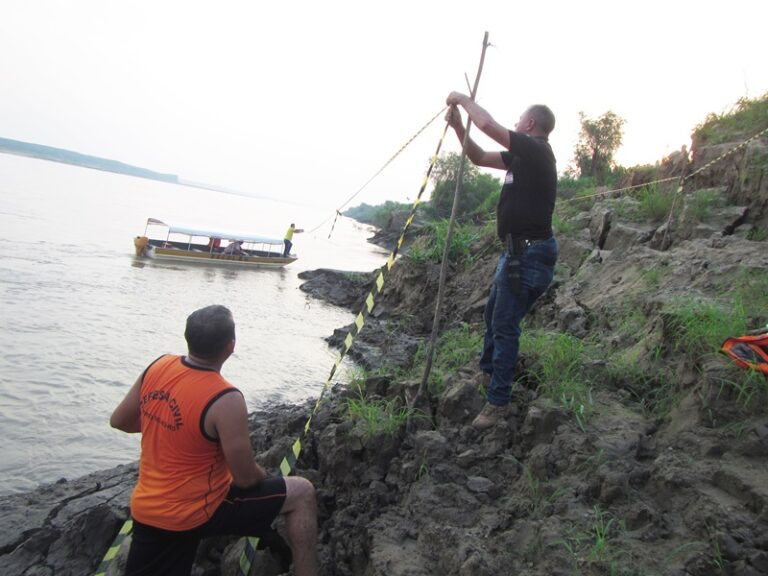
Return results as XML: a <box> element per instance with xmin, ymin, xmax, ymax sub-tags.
<box><xmin>130</xmin><ymin>355</ymin><xmax>238</xmax><ymax>530</ymax></box>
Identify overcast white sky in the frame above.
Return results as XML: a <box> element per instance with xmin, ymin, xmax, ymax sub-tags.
<box><xmin>2</xmin><ymin>1</ymin><xmax>766</xmax><ymax>209</ymax></box>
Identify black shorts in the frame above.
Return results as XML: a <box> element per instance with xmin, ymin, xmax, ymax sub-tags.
<box><xmin>125</xmin><ymin>477</ymin><xmax>287</xmax><ymax>576</ymax></box>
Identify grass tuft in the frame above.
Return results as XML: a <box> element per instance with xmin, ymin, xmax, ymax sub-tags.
<box><xmin>346</xmin><ymin>380</ymin><xmax>419</xmax><ymax>437</ymax></box>
<box><xmin>408</xmin><ymin>323</ymin><xmax>483</xmax><ymax>394</ymax></box>
<box><xmin>520</xmin><ymin>329</ymin><xmax>595</xmax><ymax>428</ymax></box>
<box><xmin>406</xmin><ymin>220</ymin><xmax>480</xmax><ymax>265</ymax></box>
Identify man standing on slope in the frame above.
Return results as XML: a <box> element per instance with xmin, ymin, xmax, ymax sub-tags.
<box><xmin>111</xmin><ymin>304</ymin><xmax>318</xmax><ymax>576</ymax></box>
<box><xmin>446</xmin><ymin>92</ymin><xmax>558</xmax><ymax>430</ymax></box>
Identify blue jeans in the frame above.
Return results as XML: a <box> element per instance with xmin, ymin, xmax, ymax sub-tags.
<box><xmin>479</xmin><ymin>237</ymin><xmax>557</xmax><ymax>406</ymax></box>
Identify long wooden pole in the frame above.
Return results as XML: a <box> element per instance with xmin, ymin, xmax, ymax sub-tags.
<box><xmin>413</xmin><ymin>31</ymin><xmax>490</xmax><ymax>410</ymax></box>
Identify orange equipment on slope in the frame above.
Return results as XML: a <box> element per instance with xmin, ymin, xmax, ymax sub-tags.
<box><xmin>721</xmin><ymin>329</ymin><xmax>768</xmax><ymax>374</ymax></box>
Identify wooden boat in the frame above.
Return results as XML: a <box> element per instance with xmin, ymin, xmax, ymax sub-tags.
<box><xmin>133</xmin><ymin>218</ymin><xmax>296</xmax><ymax>268</ymax></box>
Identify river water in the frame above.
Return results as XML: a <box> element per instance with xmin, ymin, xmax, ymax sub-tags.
<box><xmin>0</xmin><ymin>154</ymin><xmax>389</xmax><ymax>495</ymax></box>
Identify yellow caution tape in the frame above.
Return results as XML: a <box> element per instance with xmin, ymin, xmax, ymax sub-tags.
<box><xmin>94</xmin><ymin>117</ymin><xmax>450</xmax><ymax>576</ymax></box>
<box><xmin>93</xmin><ymin>519</ymin><xmax>133</xmax><ymax>576</ymax></box>
<box><xmin>236</xmin><ymin>121</ymin><xmax>451</xmax><ymax>576</ymax></box>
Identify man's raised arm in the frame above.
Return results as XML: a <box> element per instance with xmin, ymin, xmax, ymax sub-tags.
<box><xmin>446</xmin><ymin>92</ymin><xmax>508</xmax><ymax>170</ymax></box>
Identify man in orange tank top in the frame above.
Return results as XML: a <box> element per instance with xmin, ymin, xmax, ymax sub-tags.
<box><xmin>111</xmin><ymin>305</ymin><xmax>318</xmax><ymax>576</ymax></box>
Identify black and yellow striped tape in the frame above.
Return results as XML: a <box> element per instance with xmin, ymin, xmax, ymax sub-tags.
<box><xmin>93</xmin><ymin>518</ymin><xmax>133</xmax><ymax>576</ymax></box>
<box><xmin>236</xmin><ymin>121</ymin><xmax>450</xmax><ymax>576</ymax></box>
<box><xmin>93</xmin><ymin>119</ymin><xmax>449</xmax><ymax>576</ymax></box>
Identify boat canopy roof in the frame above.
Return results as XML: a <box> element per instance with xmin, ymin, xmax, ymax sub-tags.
<box><xmin>146</xmin><ymin>218</ymin><xmax>284</xmax><ymax>246</ymax></box>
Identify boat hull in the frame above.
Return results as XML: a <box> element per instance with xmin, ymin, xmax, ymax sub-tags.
<box><xmin>144</xmin><ymin>246</ymin><xmax>296</xmax><ymax>268</ymax></box>
<box><xmin>133</xmin><ymin>220</ymin><xmax>296</xmax><ymax>269</ymax></box>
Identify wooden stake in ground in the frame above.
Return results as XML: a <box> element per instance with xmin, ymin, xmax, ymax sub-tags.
<box><xmin>412</xmin><ymin>31</ymin><xmax>490</xmax><ymax>415</ymax></box>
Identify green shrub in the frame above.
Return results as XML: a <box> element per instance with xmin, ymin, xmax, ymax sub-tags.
<box><xmin>344</xmin><ymin>200</ymin><xmax>413</xmax><ymax>228</ymax></box>
<box><xmin>693</xmin><ymin>92</ymin><xmax>768</xmax><ymax>145</ymax></box>
<box><xmin>471</xmin><ymin>186</ymin><xmax>500</xmax><ymax>220</ymax></box>
<box><xmin>636</xmin><ymin>184</ymin><xmax>676</xmax><ymax>222</ymax></box>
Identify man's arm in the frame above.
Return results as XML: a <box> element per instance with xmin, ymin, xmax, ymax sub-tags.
<box><xmin>205</xmin><ymin>391</ymin><xmax>268</xmax><ymax>488</ymax></box>
<box><xmin>110</xmin><ymin>374</ymin><xmax>143</xmax><ymax>433</ymax></box>
<box><xmin>446</xmin><ymin>92</ymin><xmax>510</xmax><ymax>170</ymax></box>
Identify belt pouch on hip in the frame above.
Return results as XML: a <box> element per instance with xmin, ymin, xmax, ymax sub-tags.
<box><xmin>506</xmin><ymin>234</ymin><xmax>523</xmax><ymax>295</ymax></box>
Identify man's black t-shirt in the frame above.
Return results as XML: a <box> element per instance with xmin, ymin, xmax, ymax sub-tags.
<box><xmin>496</xmin><ymin>131</ymin><xmax>557</xmax><ymax>241</ymax></box>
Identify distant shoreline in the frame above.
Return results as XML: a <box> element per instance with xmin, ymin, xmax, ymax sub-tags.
<box><xmin>0</xmin><ymin>136</ymin><xmax>180</xmax><ymax>184</ymax></box>
<box><xmin>0</xmin><ymin>138</ymin><xmax>348</xmax><ymax>206</ymax></box>
<box><xmin>0</xmin><ymin>137</ymin><xmax>257</xmax><ymax>199</ymax></box>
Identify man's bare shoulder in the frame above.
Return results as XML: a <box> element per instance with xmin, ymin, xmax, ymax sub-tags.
<box><xmin>204</xmin><ymin>387</ymin><xmax>246</xmax><ymax>438</ymax></box>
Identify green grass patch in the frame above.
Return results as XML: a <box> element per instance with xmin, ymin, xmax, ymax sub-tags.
<box><xmin>636</xmin><ymin>184</ymin><xmax>676</xmax><ymax>222</ymax></box>
<box><xmin>693</xmin><ymin>92</ymin><xmax>768</xmax><ymax>145</ymax></box>
<box><xmin>687</xmin><ymin>188</ymin><xmax>727</xmax><ymax>221</ymax></box>
<box><xmin>408</xmin><ymin>323</ymin><xmax>483</xmax><ymax>395</ymax></box>
<box><xmin>606</xmin><ymin>354</ymin><xmax>676</xmax><ymax>418</ymax></box>
<box><xmin>726</xmin><ymin>267</ymin><xmax>768</xmax><ymax>320</ymax></box>
<box><xmin>711</xmin><ymin>365</ymin><xmax>768</xmax><ymax>412</ymax></box>
<box><xmin>640</xmin><ymin>266</ymin><xmax>663</xmax><ymax>289</ymax></box>
<box><xmin>554</xmin><ymin>198</ymin><xmax>586</xmax><ymax>220</ymax></box>
<box><xmin>553</xmin><ymin>506</ymin><xmax>629</xmax><ymax>574</ymax></box>
<box><xmin>746</xmin><ymin>227</ymin><xmax>767</xmax><ymax>241</ymax></box>
<box><xmin>668</xmin><ymin>298</ymin><xmax>748</xmax><ymax>359</ymax></box>
<box><xmin>509</xmin><ymin>467</ymin><xmax>565</xmax><ymax>519</ymax></box>
<box><xmin>552</xmin><ymin>212</ymin><xmax>576</xmax><ymax>235</ymax></box>
<box><xmin>603</xmin><ymin>196</ymin><xmax>642</xmax><ymax>221</ymax></box>
<box><xmin>406</xmin><ymin>219</ymin><xmax>480</xmax><ymax>265</ymax></box>
<box><xmin>346</xmin><ymin>378</ymin><xmax>419</xmax><ymax>437</ymax></box>
<box><xmin>520</xmin><ymin>329</ymin><xmax>595</xmax><ymax>429</ymax></box>
<box><xmin>611</xmin><ymin>302</ymin><xmax>648</xmax><ymax>339</ymax></box>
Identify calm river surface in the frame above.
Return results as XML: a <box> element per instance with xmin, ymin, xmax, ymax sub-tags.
<box><xmin>0</xmin><ymin>154</ymin><xmax>389</xmax><ymax>495</ymax></box>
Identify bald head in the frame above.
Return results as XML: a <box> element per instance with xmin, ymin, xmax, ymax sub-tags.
<box><xmin>526</xmin><ymin>105</ymin><xmax>556</xmax><ymax>136</ymax></box>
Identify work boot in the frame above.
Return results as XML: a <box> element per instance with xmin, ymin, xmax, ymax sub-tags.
<box><xmin>471</xmin><ymin>402</ymin><xmax>508</xmax><ymax>430</ymax></box>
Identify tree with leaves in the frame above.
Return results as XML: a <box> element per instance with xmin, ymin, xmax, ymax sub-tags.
<box><xmin>573</xmin><ymin>111</ymin><xmax>625</xmax><ymax>183</ymax></box>
<box><xmin>429</xmin><ymin>152</ymin><xmax>500</xmax><ymax>219</ymax></box>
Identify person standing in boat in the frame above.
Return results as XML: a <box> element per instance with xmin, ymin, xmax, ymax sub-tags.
<box><xmin>110</xmin><ymin>305</ymin><xmax>319</xmax><ymax>576</ymax></box>
<box><xmin>283</xmin><ymin>223</ymin><xmax>303</xmax><ymax>257</ymax></box>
